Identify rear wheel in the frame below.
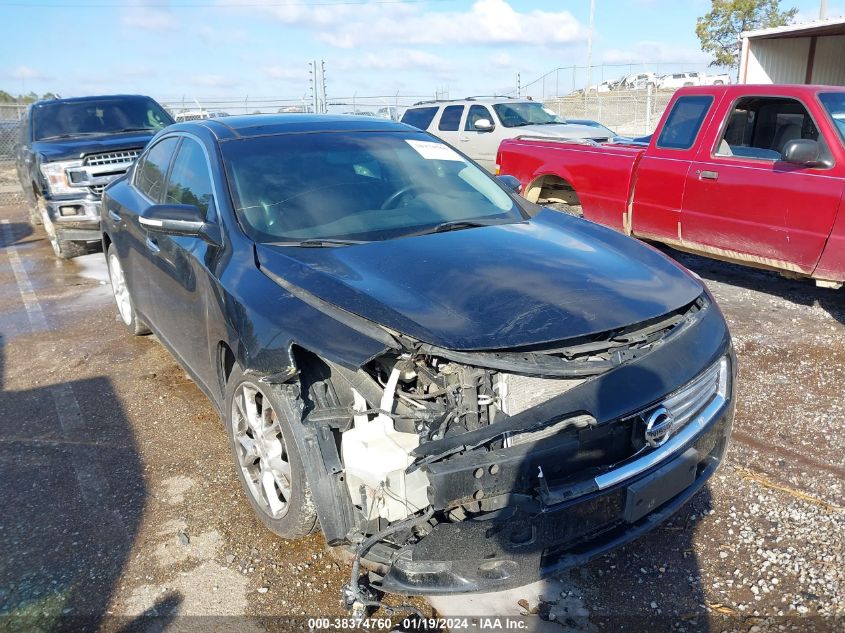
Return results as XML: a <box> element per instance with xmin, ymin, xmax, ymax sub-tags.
<box><xmin>224</xmin><ymin>365</ymin><xmax>318</xmax><ymax>539</ymax></box>
<box><xmin>106</xmin><ymin>245</ymin><xmax>150</xmax><ymax>335</ymax></box>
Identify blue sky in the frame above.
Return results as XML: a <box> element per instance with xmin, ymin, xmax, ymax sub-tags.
<box><xmin>0</xmin><ymin>0</ymin><xmax>841</xmax><ymax>105</ymax></box>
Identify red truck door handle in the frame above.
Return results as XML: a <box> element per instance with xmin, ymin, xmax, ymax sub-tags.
<box><xmin>697</xmin><ymin>170</ymin><xmax>719</xmax><ymax>181</ymax></box>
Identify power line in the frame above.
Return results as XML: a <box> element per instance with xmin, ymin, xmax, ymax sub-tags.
<box><xmin>0</xmin><ymin>0</ymin><xmax>457</xmax><ymax>7</ymax></box>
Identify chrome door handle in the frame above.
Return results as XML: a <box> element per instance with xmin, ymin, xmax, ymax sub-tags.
<box><xmin>145</xmin><ymin>237</ymin><xmax>160</xmax><ymax>254</ymax></box>
<box><xmin>698</xmin><ymin>170</ymin><xmax>719</xmax><ymax>181</ymax></box>
<box><xmin>108</xmin><ymin>209</ymin><xmax>121</xmax><ymax>223</ymax></box>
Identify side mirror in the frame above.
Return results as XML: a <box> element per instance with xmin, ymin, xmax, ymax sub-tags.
<box><xmin>781</xmin><ymin>139</ymin><xmax>820</xmax><ymax>166</ymax></box>
<box><xmin>139</xmin><ymin>204</ymin><xmax>221</xmax><ymax>245</ymax></box>
<box><xmin>496</xmin><ymin>174</ymin><xmax>522</xmax><ymax>194</ymax></box>
<box><xmin>473</xmin><ymin>118</ymin><xmax>494</xmax><ymax>132</ymax></box>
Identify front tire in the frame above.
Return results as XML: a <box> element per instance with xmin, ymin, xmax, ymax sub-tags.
<box><xmin>224</xmin><ymin>365</ymin><xmax>318</xmax><ymax>539</ymax></box>
<box><xmin>106</xmin><ymin>244</ymin><xmax>150</xmax><ymax>335</ymax></box>
<box><xmin>41</xmin><ymin>203</ymin><xmax>86</xmax><ymax>259</ymax></box>
<box><xmin>28</xmin><ymin>196</ymin><xmax>42</xmax><ymax>227</ymax></box>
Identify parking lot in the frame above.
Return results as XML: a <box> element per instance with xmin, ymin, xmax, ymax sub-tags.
<box><xmin>0</xmin><ymin>200</ymin><xmax>842</xmax><ymax>632</ymax></box>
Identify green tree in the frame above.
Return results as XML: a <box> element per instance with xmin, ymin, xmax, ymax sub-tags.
<box><xmin>696</xmin><ymin>0</ymin><xmax>798</xmax><ymax>69</ymax></box>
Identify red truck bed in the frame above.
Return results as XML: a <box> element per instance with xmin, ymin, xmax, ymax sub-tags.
<box><xmin>498</xmin><ymin>85</ymin><xmax>845</xmax><ymax>286</ymax></box>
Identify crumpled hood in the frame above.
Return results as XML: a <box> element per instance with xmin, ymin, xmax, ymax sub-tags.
<box><xmin>513</xmin><ymin>123</ymin><xmax>610</xmax><ymax>141</ymax></box>
<box><xmin>255</xmin><ymin>210</ymin><xmax>704</xmax><ymax>351</ymax></box>
<box><xmin>32</xmin><ymin>131</ymin><xmax>156</xmax><ymax>162</ymax></box>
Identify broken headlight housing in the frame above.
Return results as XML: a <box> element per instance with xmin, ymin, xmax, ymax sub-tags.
<box><xmin>39</xmin><ymin>159</ymin><xmax>83</xmax><ymax>196</ymax></box>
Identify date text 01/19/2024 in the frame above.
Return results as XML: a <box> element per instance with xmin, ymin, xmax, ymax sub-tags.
<box><xmin>306</xmin><ymin>618</ymin><xmax>528</xmax><ymax>630</ymax></box>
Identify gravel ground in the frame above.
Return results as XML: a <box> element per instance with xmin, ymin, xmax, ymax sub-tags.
<box><xmin>0</xmin><ymin>204</ymin><xmax>842</xmax><ymax>632</ymax></box>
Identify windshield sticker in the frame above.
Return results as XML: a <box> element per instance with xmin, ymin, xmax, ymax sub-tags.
<box><xmin>405</xmin><ymin>139</ymin><xmax>464</xmax><ymax>161</ymax></box>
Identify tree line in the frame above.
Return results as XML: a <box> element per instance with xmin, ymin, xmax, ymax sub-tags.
<box><xmin>0</xmin><ymin>91</ymin><xmax>61</xmax><ymax>104</ymax></box>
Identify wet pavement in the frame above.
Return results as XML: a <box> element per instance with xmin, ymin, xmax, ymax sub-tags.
<box><xmin>0</xmin><ymin>203</ymin><xmax>842</xmax><ymax>632</ymax></box>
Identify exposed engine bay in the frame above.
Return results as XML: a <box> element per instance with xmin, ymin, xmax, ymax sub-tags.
<box><xmin>301</xmin><ymin>296</ymin><xmax>708</xmax><ymax>530</ymax></box>
<box><xmin>340</xmin><ymin>353</ymin><xmax>585</xmax><ymax>523</ymax></box>
<box><xmin>285</xmin><ymin>294</ymin><xmax>732</xmax><ymax>607</ymax></box>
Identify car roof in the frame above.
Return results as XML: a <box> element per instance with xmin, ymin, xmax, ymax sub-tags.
<box><xmin>408</xmin><ymin>97</ymin><xmax>530</xmax><ymax>107</ymax></box>
<box><xmin>173</xmin><ymin>113</ymin><xmax>411</xmax><ymax>141</ymax></box>
<box><xmin>31</xmin><ymin>94</ymin><xmax>155</xmax><ymax>107</ymax></box>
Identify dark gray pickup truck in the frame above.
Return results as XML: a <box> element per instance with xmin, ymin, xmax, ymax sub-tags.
<box><xmin>16</xmin><ymin>94</ymin><xmax>173</xmax><ymax>258</ymax></box>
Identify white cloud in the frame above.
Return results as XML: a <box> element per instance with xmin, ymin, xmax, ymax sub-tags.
<box><xmin>601</xmin><ymin>41</ymin><xmax>710</xmax><ymax>65</ymax></box>
<box><xmin>262</xmin><ymin>65</ymin><xmax>305</xmax><ymax>81</ymax></box>
<box><xmin>490</xmin><ymin>52</ymin><xmax>514</xmax><ymax>69</ymax></box>
<box><xmin>228</xmin><ymin>0</ymin><xmax>585</xmax><ymax>49</ymax></box>
<box><xmin>5</xmin><ymin>65</ymin><xmax>47</xmax><ymax>81</ymax></box>
<box><xmin>188</xmin><ymin>74</ymin><xmax>240</xmax><ymax>89</ymax></box>
<box><xmin>197</xmin><ymin>25</ymin><xmax>248</xmax><ymax>44</ymax></box>
<box><xmin>121</xmin><ymin>2</ymin><xmax>177</xmax><ymax>31</ymax></box>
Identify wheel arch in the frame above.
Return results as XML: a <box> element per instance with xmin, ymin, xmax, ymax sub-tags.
<box><xmin>524</xmin><ymin>172</ymin><xmax>582</xmax><ymax>207</ymax></box>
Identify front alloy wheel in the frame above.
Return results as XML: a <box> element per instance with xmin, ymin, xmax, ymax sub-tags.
<box><xmin>224</xmin><ymin>365</ymin><xmax>317</xmax><ymax>539</ymax></box>
<box><xmin>231</xmin><ymin>383</ymin><xmax>293</xmax><ymax>519</ymax></box>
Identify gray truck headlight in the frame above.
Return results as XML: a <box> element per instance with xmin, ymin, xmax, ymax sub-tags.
<box><xmin>40</xmin><ymin>160</ymin><xmax>83</xmax><ymax>196</ymax></box>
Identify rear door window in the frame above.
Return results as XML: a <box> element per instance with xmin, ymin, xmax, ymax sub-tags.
<box><xmin>400</xmin><ymin>107</ymin><xmax>438</xmax><ymax>130</ymax></box>
<box><xmin>438</xmin><ymin>105</ymin><xmax>464</xmax><ymax>132</ymax></box>
<box><xmin>135</xmin><ymin>136</ymin><xmax>179</xmax><ymax>202</ymax></box>
<box><xmin>656</xmin><ymin>95</ymin><xmax>713</xmax><ymax>150</ymax></box>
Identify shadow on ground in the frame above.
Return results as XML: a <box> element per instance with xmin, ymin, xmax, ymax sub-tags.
<box><xmin>0</xmin><ymin>332</ymin><xmax>181</xmax><ymax>631</ymax></box>
<box><xmin>661</xmin><ymin>246</ymin><xmax>845</xmax><ymax>325</ymax></box>
<box><xmin>0</xmin><ymin>221</ymin><xmax>32</xmax><ymax>248</ymax></box>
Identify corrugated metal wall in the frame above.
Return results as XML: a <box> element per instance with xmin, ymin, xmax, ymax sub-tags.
<box><xmin>810</xmin><ymin>35</ymin><xmax>845</xmax><ymax>84</ymax></box>
<box><xmin>745</xmin><ymin>38</ymin><xmax>810</xmax><ymax>83</ymax></box>
<box><xmin>743</xmin><ymin>34</ymin><xmax>845</xmax><ymax>85</ymax></box>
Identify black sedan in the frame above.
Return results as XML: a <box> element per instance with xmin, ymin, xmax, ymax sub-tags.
<box><xmin>101</xmin><ymin>115</ymin><xmax>735</xmax><ymax>603</ymax></box>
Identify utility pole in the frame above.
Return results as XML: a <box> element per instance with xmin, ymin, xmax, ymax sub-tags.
<box><xmin>516</xmin><ymin>72</ymin><xmax>521</xmax><ymax>98</ymax></box>
<box><xmin>585</xmin><ymin>0</ymin><xmax>595</xmax><ymax>91</ymax></box>
<box><xmin>321</xmin><ymin>60</ymin><xmax>327</xmax><ymax>114</ymax></box>
<box><xmin>820</xmin><ymin>0</ymin><xmax>828</xmax><ymax>19</ymax></box>
<box><xmin>308</xmin><ymin>61</ymin><xmax>316</xmax><ymax>113</ymax></box>
<box><xmin>308</xmin><ymin>60</ymin><xmax>328</xmax><ymax>114</ymax></box>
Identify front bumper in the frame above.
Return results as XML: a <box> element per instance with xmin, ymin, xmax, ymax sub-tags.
<box><xmin>45</xmin><ymin>198</ymin><xmax>101</xmax><ymax>242</ymax></box>
<box><xmin>376</xmin><ymin>394</ymin><xmax>734</xmax><ymax>595</ymax></box>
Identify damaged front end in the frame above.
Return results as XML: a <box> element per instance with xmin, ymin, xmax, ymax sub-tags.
<box><xmin>298</xmin><ymin>293</ymin><xmax>734</xmax><ymax>596</ymax></box>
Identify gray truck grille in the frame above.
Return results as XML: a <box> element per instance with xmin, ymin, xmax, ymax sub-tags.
<box><xmin>83</xmin><ymin>149</ymin><xmax>140</xmax><ymax>167</ymax></box>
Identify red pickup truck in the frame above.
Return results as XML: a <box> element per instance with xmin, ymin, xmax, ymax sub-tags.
<box><xmin>497</xmin><ymin>85</ymin><xmax>845</xmax><ymax>287</ymax></box>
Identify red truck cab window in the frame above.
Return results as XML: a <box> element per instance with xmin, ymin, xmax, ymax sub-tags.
<box><xmin>656</xmin><ymin>95</ymin><xmax>714</xmax><ymax>150</ymax></box>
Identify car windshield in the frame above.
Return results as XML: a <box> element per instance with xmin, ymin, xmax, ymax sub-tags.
<box><xmin>492</xmin><ymin>102</ymin><xmax>564</xmax><ymax>127</ymax></box>
<box><xmin>32</xmin><ymin>97</ymin><xmax>173</xmax><ymax>140</ymax></box>
<box><xmin>819</xmin><ymin>92</ymin><xmax>845</xmax><ymax>146</ymax></box>
<box><xmin>222</xmin><ymin>130</ymin><xmax>525</xmax><ymax>244</ymax></box>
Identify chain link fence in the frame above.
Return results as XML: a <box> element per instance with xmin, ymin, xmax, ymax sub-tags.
<box><xmin>544</xmin><ymin>89</ymin><xmax>675</xmax><ymax>137</ymax></box>
<box><xmin>0</xmin><ymin>105</ymin><xmax>25</xmax><ymax>205</ymax></box>
<box><xmin>158</xmin><ymin>94</ymin><xmax>431</xmax><ymax>118</ymax></box>
<box><xmin>0</xmin><ymin>90</ymin><xmax>677</xmax><ymax>205</ymax></box>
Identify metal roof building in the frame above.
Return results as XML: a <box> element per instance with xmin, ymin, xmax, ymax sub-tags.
<box><xmin>739</xmin><ymin>17</ymin><xmax>845</xmax><ymax>85</ymax></box>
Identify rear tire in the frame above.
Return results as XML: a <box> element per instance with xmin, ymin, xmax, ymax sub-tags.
<box><xmin>224</xmin><ymin>365</ymin><xmax>318</xmax><ymax>539</ymax></box>
<box><xmin>106</xmin><ymin>244</ymin><xmax>150</xmax><ymax>336</ymax></box>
